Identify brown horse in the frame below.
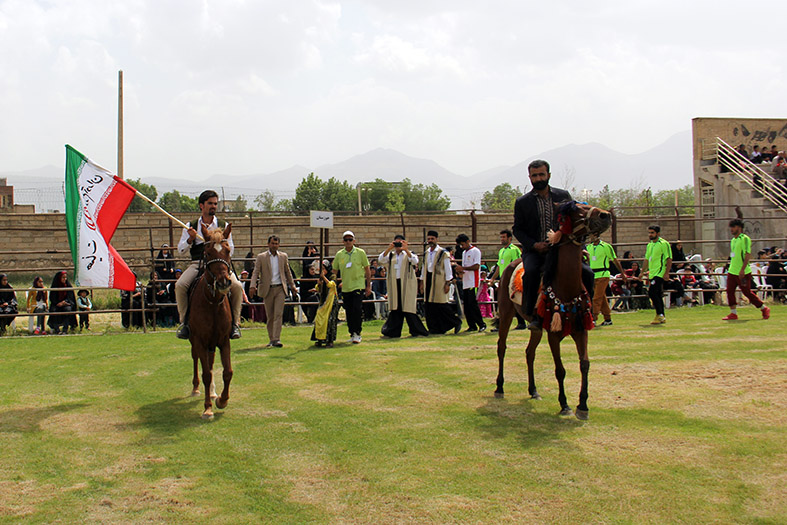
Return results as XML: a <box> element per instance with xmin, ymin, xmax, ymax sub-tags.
<box><xmin>189</xmin><ymin>225</ymin><xmax>234</xmax><ymax>419</ymax></box>
<box><xmin>495</xmin><ymin>202</ymin><xmax>611</xmax><ymax>420</ymax></box>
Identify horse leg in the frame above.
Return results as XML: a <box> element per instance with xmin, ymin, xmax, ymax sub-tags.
<box><xmin>526</xmin><ymin>329</ymin><xmax>543</xmax><ymax>400</ymax></box>
<box><xmin>494</xmin><ymin>301</ymin><xmax>515</xmax><ymax>397</ymax></box>
<box><xmin>548</xmin><ymin>332</ymin><xmax>572</xmax><ymax>415</ymax></box>
<box><xmin>191</xmin><ymin>350</ymin><xmax>200</xmax><ymax>397</ymax></box>
<box><xmin>200</xmin><ymin>350</ymin><xmax>215</xmax><ymax>419</ymax></box>
<box><xmin>572</xmin><ymin>330</ymin><xmax>590</xmax><ymax>420</ymax></box>
<box><xmin>215</xmin><ymin>341</ymin><xmax>233</xmax><ymax>409</ymax></box>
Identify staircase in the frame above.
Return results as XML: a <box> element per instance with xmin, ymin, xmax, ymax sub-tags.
<box><xmin>714</xmin><ymin>137</ymin><xmax>787</xmax><ymax>215</ymax></box>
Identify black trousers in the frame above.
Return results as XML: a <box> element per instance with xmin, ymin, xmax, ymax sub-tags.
<box><xmin>522</xmin><ymin>251</ymin><xmax>596</xmax><ymax>318</ymax></box>
<box><xmin>648</xmin><ymin>276</ymin><xmax>665</xmax><ymax>316</ymax></box>
<box><xmin>461</xmin><ymin>287</ymin><xmax>485</xmax><ymax>330</ymax></box>
<box><xmin>341</xmin><ymin>289</ymin><xmax>364</xmax><ymax>335</ymax></box>
<box><xmin>382</xmin><ymin>279</ymin><xmax>428</xmax><ymax>337</ymax></box>
<box><xmin>423</xmin><ymin>273</ymin><xmax>461</xmax><ymax>334</ymax></box>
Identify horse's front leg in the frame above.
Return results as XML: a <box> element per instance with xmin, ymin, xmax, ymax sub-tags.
<box><xmin>526</xmin><ymin>329</ymin><xmax>543</xmax><ymax>400</ymax></box>
<box><xmin>572</xmin><ymin>330</ymin><xmax>590</xmax><ymax>420</ymax></box>
<box><xmin>201</xmin><ymin>350</ymin><xmax>215</xmax><ymax>419</ymax></box>
<box><xmin>191</xmin><ymin>347</ymin><xmax>200</xmax><ymax>397</ymax></box>
<box><xmin>548</xmin><ymin>332</ymin><xmax>571</xmax><ymax>416</ymax></box>
<box><xmin>215</xmin><ymin>340</ymin><xmax>233</xmax><ymax>410</ymax></box>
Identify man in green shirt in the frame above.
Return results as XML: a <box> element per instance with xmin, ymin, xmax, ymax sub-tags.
<box><xmin>722</xmin><ymin>219</ymin><xmax>770</xmax><ymax>321</ymax></box>
<box><xmin>333</xmin><ymin>230</ymin><xmax>372</xmax><ymax>344</ymax></box>
<box><xmin>642</xmin><ymin>224</ymin><xmax>672</xmax><ymax>324</ymax></box>
<box><xmin>587</xmin><ymin>236</ymin><xmax>626</xmax><ymax>326</ymax></box>
<box><xmin>488</xmin><ymin>229</ymin><xmax>526</xmax><ymax>331</ymax></box>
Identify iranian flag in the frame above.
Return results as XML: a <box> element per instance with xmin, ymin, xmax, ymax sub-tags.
<box><xmin>65</xmin><ymin>145</ymin><xmax>137</xmax><ymax>291</ymax></box>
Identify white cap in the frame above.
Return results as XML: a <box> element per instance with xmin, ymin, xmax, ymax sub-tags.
<box><xmin>342</xmin><ymin>230</ymin><xmax>355</xmax><ymax>239</ymax></box>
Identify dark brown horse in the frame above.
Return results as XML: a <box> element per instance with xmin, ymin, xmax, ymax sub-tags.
<box><xmin>190</xmin><ymin>225</ymin><xmax>234</xmax><ymax>419</ymax></box>
<box><xmin>495</xmin><ymin>202</ymin><xmax>611</xmax><ymax>420</ymax></box>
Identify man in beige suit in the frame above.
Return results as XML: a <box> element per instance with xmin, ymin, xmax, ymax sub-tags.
<box><xmin>250</xmin><ymin>235</ymin><xmax>298</xmax><ymax>347</ymax></box>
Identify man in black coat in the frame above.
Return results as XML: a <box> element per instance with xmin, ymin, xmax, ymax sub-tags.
<box><xmin>512</xmin><ymin>159</ymin><xmax>595</xmax><ymax>329</ymax></box>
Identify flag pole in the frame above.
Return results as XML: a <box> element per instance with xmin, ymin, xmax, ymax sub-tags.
<box><xmin>117</xmin><ymin>70</ymin><xmax>124</xmax><ymax>180</ymax></box>
<box><xmin>132</xmin><ymin>190</ymin><xmax>204</xmax><ymax>241</ymax></box>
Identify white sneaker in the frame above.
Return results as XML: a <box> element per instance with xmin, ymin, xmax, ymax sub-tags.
<box><xmin>351</xmin><ymin>333</ymin><xmax>361</xmax><ymax>344</ymax></box>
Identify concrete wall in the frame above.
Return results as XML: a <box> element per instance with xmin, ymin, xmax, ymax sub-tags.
<box><xmin>0</xmin><ymin>209</ymin><xmax>702</xmax><ymax>277</ymax></box>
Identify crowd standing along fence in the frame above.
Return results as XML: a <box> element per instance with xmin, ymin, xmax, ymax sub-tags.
<box><xmin>1</xmin><ymin>207</ymin><xmax>784</xmax><ymax>331</ymax></box>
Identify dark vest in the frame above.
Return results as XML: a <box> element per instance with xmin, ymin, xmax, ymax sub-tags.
<box><xmin>189</xmin><ymin>217</ymin><xmax>226</xmax><ymax>261</ymax></box>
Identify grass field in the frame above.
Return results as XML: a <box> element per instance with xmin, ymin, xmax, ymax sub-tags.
<box><xmin>1</xmin><ymin>305</ymin><xmax>785</xmax><ymax>523</ymax></box>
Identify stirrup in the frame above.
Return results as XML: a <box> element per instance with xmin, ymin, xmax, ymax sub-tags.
<box><xmin>230</xmin><ymin>323</ymin><xmax>241</xmax><ymax>339</ymax></box>
<box><xmin>176</xmin><ymin>323</ymin><xmax>190</xmax><ymax>339</ymax></box>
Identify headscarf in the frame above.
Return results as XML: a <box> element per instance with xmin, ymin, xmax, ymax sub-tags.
<box><xmin>51</xmin><ymin>271</ymin><xmax>71</xmax><ymax>303</ymax></box>
<box><xmin>33</xmin><ymin>276</ymin><xmax>47</xmax><ymax>302</ymax></box>
<box><xmin>0</xmin><ymin>274</ymin><xmax>15</xmax><ymax>303</ymax></box>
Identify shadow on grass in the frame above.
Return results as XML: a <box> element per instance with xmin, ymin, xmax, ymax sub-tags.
<box><xmin>474</xmin><ymin>396</ymin><xmax>582</xmax><ymax>449</ymax></box>
<box><xmin>0</xmin><ymin>402</ymin><xmax>88</xmax><ymax>432</ymax></box>
<box><xmin>131</xmin><ymin>396</ymin><xmax>224</xmax><ymax>436</ymax></box>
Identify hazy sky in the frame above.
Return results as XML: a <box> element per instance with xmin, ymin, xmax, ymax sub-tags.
<box><xmin>1</xmin><ymin>0</ymin><xmax>783</xmax><ymax>179</ymax></box>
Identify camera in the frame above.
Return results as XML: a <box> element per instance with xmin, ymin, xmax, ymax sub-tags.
<box><xmin>393</xmin><ymin>241</ymin><xmax>402</xmax><ymax>248</ymax></box>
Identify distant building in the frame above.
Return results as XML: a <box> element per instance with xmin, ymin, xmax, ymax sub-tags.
<box><xmin>692</xmin><ymin>117</ymin><xmax>787</xmax><ymax>258</ymax></box>
<box><xmin>0</xmin><ymin>178</ymin><xmax>35</xmax><ymax>213</ymax></box>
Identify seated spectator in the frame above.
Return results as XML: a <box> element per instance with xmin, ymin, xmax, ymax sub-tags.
<box><xmin>48</xmin><ymin>270</ymin><xmax>77</xmax><ymax>334</ymax></box>
<box><xmin>750</xmin><ymin>145</ymin><xmax>763</xmax><ymax>164</ymax></box>
<box><xmin>610</xmin><ymin>274</ymin><xmax>631</xmax><ymax>311</ymax></box>
<box><xmin>626</xmin><ymin>262</ymin><xmax>647</xmax><ymax>309</ymax></box>
<box><xmin>154</xmin><ymin>244</ymin><xmax>175</xmax><ymax>281</ymax></box>
<box><xmin>0</xmin><ymin>274</ymin><xmax>18</xmax><ymax>334</ymax></box>
<box><xmin>766</xmin><ymin>254</ymin><xmax>787</xmax><ymax>302</ymax></box>
<box><xmin>27</xmin><ymin>276</ymin><xmax>47</xmax><ymax>335</ymax></box>
<box><xmin>301</xmin><ymin>241</ymin><xmax>320</xmax><ymax>277</ymax></box>
<box><xmin>671</xmin><ymin>241</ymin><xmax>687</xmax><ymax>272</ymax></box>
<box><xmin>772</xmin><ymin>151</ymin><xmax>787</xmax><ymax>180</ymax></box>
<box><xmin>120</xmin><ymin>273</ymin><xmax>144</xmax><ymax>329</ymax></box>
<box><xmin>620</xmin><ymin>250</ymin><xmax>634</xmax><ymax>270</ymax></box>
<box><xmin>146</xmin><ymin>271</ymin><xmax>170</xmax><ymax>326</ymax></box>
<box><xmin>676</xmin><ymin>264</ymin><xmax>700</xmax><ymax>305</ymax></box>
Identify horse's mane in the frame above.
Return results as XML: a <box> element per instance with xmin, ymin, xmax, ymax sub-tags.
<box><xmin>205</xmin><ymin>229</ymin><xmax>225</xmax><ymax>245</ymax></box>
<box><xmin>542</xmin><ymin>201</ymin><xmax>578</xmax><ymax>287</ymax></box>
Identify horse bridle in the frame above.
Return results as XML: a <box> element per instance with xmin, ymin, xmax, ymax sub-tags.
<box><xmin>202</xmin><ymin>254</ymin><xmax>232</xmax><ymax>301</ymax></box>
<box><xmin>563</xmin><ymin>205</ymin><xmax>600</xmax><ymax>246</ymax></box>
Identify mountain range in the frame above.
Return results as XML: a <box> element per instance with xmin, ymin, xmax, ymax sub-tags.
<box><xmin>2</xmin><ymin>130</ymin><xmax>692</xmax><ymax>212</ymax></box>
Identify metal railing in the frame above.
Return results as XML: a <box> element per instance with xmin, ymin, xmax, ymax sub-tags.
<box><xmin>715</xmin><ymin>137</ymin><xmax>787</xmax><ymax>214</ymax></box>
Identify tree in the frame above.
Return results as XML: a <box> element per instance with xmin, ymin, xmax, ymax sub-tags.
<box><xmin>254</xmin><ymin>190</ymin><xmax>276</xmax><ymax>211</ymax></box>
<box><xmin>125</xmin><ymin>178</ymin><xmax>158</xmax><ymax>212</ymax></box>
<box><xmin>291</xmin><ymin>173</ymin><xmax>356</xmax><ymax>213</ymax></box>
<box><xmin>481</xmin><ymin>182</ymin><xmax>522</xmax><ymax>212</ymax></box>
<box><xmin>360</xmin><ymin>178</ymin><xmax>451</xmax><ymax>212</ymax></box>
<box><xmin>226</xmin><ymin>195</ymin><xmax>249</xmax><ymax>212</ymax></box>
<box><xmin>158</xmin><ymin>190</ymin><xmax>199</xmax><ymax>213</ymax></box>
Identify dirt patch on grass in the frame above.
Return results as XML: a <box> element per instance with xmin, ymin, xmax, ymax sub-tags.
<box><xmin>40</xmin><ymin>407</ymin><xmax>133</xmax><ymax>446</ymax></box>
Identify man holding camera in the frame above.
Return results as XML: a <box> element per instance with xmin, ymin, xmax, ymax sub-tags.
<box><xmin>379</xmin><ymin>235</ymin><xmax>429</xmax><ymax>338</ymax></box>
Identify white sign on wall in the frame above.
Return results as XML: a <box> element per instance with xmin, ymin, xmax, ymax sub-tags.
<box><xmin>310</xmin><ymin>210</ymin><xmax>334</xmax><ymax>229</ymax></box>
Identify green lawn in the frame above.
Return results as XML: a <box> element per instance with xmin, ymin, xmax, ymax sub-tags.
<box><xmin>1</xmin><ymin>305</ymin><xmax>785</xmax><ymax>523</ymax></box>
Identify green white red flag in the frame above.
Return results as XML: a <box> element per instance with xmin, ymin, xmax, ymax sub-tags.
<box><xmin>64</xmin><ymin>145</ymin><xmax>137</xmax><ymax>291</ymax></box>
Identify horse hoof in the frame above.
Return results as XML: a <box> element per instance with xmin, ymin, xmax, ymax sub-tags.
<box><xmin>202</xmin><ymin>409</ymin><xmax>214</xmax><ymax>420</ymax></box>
<box><xmin>531</xmin><ymin>393</ymin><xmax>542</xmax><ymax>400</ymax></box>
<box><xmin>210</xmin><ymin>393</ymin><xmax>219</xmax><ymax>400</ymax></box>
<box><xmin>558</xmin><ymin>407</ymin><xmax>573</xmax><ymax>416</ymax></box>
<box><xmin>575</xmin><ymin>409</ymin><xmax>589</xmax><ymax>421</ymax></box>
<box><xmin>494</xmin><ymin>391</ymin><xmax>504</xmax><ymax>398</ymax></box>
<box><xmin>190</xmin><ymin>389</ymin><xmax>200</xmax><ymax>397</ymax></box>
<box><xmin>215</xmin><ymin>398</ymin><xmax>228</xmax><ymax>409</ymax></box>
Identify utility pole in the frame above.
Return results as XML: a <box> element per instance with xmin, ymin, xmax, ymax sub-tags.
<box><xmin>117</xmin><ymin>70</ymin><xmax>124</xmax><ymax>179</ymax></box>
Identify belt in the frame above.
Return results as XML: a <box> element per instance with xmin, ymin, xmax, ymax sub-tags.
<box><xmin>271</xmin><ymin>283</ymin><xmax>283</xmax><ymax>287</ymax></box>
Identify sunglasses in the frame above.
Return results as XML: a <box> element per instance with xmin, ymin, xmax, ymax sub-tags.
<box><xmin>343</xmin><ymin>238</ymin><xmax>354</xmax><ymax>242</ymax></box>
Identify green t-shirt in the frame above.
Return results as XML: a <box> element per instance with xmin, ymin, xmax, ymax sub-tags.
<box><xmin>497</xmin><ymin>244</ymin><xmax>522</xmax><ymax>275</ymax></box>
<box><xmin>728</xmin><ymin>234</ymin><xmax>752</xmax><ymax>275</ymax></box>
<box><xmin>645</xmin><ymin>237</ymin><xmax>671</xmax><ymax>279</ymax></box>
<box><xmin>333</xmin><ymin>247</ymin><xmax>370</xmax><ymax>292</ymax></box>
<box><xmin>586</xmin><ymin>241</ymin><xmax>617</xmax><ymax>278</ymax></box>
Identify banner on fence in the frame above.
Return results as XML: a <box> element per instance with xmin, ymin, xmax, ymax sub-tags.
<box><xmin>64</xmin><ymin>145</ymin><xmax>137</xmax><ymax>291</ymax></box>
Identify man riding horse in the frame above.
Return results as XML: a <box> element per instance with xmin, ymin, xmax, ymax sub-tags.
<box><xmin>175</xmin><ymin>190</ymin><xmax>244</xmax><ymax>340</ymax></box>
<box><xmin>512</xmin><ymin>159</ymin><xmax>595</xmax><ymax>330</ymax></box>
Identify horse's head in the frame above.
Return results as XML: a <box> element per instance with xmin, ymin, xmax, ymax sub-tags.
<box><xmin>554</xmin><ymin>201</ymin><xmax>612</xmax><ymax>245</ymax></box>
<box><xmin>201</xmin><ymin>224</ymin><xmax>232</xmax><ymax>297</ymax></box>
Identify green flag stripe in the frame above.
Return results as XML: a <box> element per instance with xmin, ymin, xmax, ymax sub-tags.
<box><xmin>65</xmin><ymin>145</ymin><xmax>86</xmax><ymax>270</ymax></box>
